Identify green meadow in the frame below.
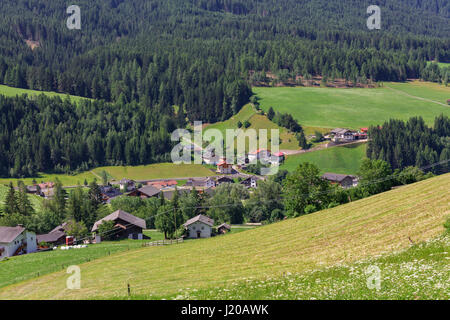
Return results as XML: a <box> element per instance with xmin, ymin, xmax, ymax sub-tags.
<box><xmin>205</xmin><ymin>104</ymin><xmax>300</xmax><ymax>151</ymax></box>
<box><xmin>0</xmin><ymin>174</ymin><xmax>447</xmax><ymax>299</ymax></box>
<box><xmin>281</xmin><ymin>143</ymin><xmax>367</xmax><ymax>175</ymax></box>
<box><xmin>0</xmin><ymin>85</ymin><xmax>89</xmax><ymax>103</ymax></box>
<box><xmin>253</xmin><ymin>82</ymin><xmax>450</xmax><ymax>129</ymax></box>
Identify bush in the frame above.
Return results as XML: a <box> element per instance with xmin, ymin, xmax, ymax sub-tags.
<box><xmin>444</xmin><ymin>216</ymin><xmax>450</xmax><ymax>234</ymax></box>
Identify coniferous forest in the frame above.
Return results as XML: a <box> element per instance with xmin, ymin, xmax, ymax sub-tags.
<box><xmin>0</xmin><ymin>0</ymin><xmax>449</xmax><ymax>177</ymax></box>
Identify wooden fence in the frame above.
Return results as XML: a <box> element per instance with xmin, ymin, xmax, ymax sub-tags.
<box><xmin>143</xmin><ymin>238</ymin><xmax>184</xmax><ymax>247</ymax></box>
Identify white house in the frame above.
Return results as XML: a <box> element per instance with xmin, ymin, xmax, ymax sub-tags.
<box><xmin>183</xmin><ymin>215</ymin><xmax>214</xmax><ymax>239</ymax></box>
<box><xmin>0</xmin><ymin>225</ymin><xmax>37</xmax><ymax>259</ymax></box>
<box><xmin>331</xmin><ymin>128</ymin><xmax>356</xmax><ymax>142</ymax></box>
<box><xmin>119</xmin><ymin>178</ymin><xmax>136</xmax><ymax>192</ymax></box>
<box><xmin>217</xmin><ymin>159</ymin><xmax>233</xmax><ymax>174</ymax></box>
<box><xmin>248</xmin><ymin>149</ymin><xmax>271</xmax><ymax>163</ymax></box>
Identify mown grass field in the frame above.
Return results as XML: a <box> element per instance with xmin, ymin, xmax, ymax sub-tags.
<box><xmin>158</xmin><ymin>236</ymin><xmax>449</xmax><ymax>300</ymax></box>
<box><xmin>0</xmin><ymin>85</ymin><xmax>89</xmax><ymax>103</ymax></box>
<box><xmin>253</xmin><ymin>82</ymin><xmax>450</xmax><ymax>129</ymax></box>
<box><xmin>205</xmin><ymin>104</ymin><xmax>300</xmax><ymax>151</ymax></box>
<box><xmin>1</xmin><ymin>173</ymin><xmax>448</xmax><ymax>299</ymax></box>
<box><xmin>93</xmin><ymin>163</ymin><xmax>216</xmax><ymax>181</ymax></box>
<box><xmin>0</xmin><ymin>163</ymin><xmax>216</xmax><ymax>187</ymax></box>
<box><xmin>281</xmin><ymin>142</ymin><xmax>367</xmax><ymax>175</ymax></box>
<box><xmin>0</xmin><ymin>230</ymin><xmax>166</xmax><ymax>289</ymax></box>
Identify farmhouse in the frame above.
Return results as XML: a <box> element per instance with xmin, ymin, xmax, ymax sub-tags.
<box><xmin>248</xmin><ymin>149</ymin><xmax>271</xmax><ymax>163</ymax></box>
<box><xmin>119</xmin><ymin>179</ymin><xmax>136</xmax><ymax>192</ymax></box>
<box><xmin>186</xmin><ymin>177</ymin><xmax>216</xmax><ymax>188</ymax></box>
<box><xmin>331</xmin><ymin>128</ymin><xmax>356</xmax><ymax>142</ymax></box>
<box><xmin>217</xmin><ymin>159</ymin><xmax>233</xmax><ymax>174</ymax></box>
<box><xmin>92</xmin><ymin>210</ymin><xmax>146</xmax><ymax>240</ymax></box>
<box><xmin>217</xmin><ymin>223</ymin><xmax>231</xmax><ymax>234</ymax></box>
<box><xmin>128</xmin><ymin>185</ymin><xmax>161</xmax><ymax>198</ymax></box>
<box><xmin>36</xmin><ymin>230</ymin><xmax>66</xmax><ymax>247</ymax></box>
<box><xmin>272</xmin><ymin>152</ymin><xmax>285</xmax><ymax>164</ymax></box>
<box><xmin>148</xmin><ymin>180</ymin><xmax>178</xmax><ymax>189</ymax></box>
<box><xmin>215</xmin><ymin>176</ymin><xmax>234</xmax><ymax>185</ymax></box>
<box><xmin>183</xmin><ymin>214</ymin><xmax>214</xmax><ymax>239</ymax></box>
<box><xmin>0</xmin><ymin>225</ymin><xmax>37</xmax><ymax>259</ymax></box>
<box><xmin>322</xmin><ymin>173</ymin><xmax>358</xmax><ymax>188</ymax></box>
<box><xmin>100</xmin><ymin>185</ymin><xmax>123</xmax><ymax>203</ymax></box>
<box><xmin>240</xmin><ymin>175</ymin><xmax>260</xmax><ymax>188</ymax></box>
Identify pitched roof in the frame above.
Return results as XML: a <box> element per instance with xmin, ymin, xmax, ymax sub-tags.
<box><xmin>0</xmin><ymin>226</ymin><xmax>25</xmax><ymax>243</ymax></box>
<box><xmin>50</xmin><ymin>222</ymin><xmax>68</xmax><ymax>234</ymax></box>
<box><xmin>183</xmin><ymin>214</ymin><xmax>214</xmax><ymax>227</ymax></box>
<box><xmin>137</xmin><ymin>185</ymin><xmax>161</xmax><ymax>197</ymax></box>
<box><xmin>218</xmin><ymin>223</ymin><xmax>231</xmax><ymax>230</ymax></box>
<box><xmin>249</xmin><ymin>148</ymin><xmax>270</xmax><ymax>155</ymax></box>
<box><xmin>36</xmin><ymin>230</ymin><xmax>66</xmax><ymax>243</ymax></box>
<box><xmin>322</xmin><ymin>173</ymin><xmax>355</xmax><ymax>182</ymax></box>
<box><xmin>100</xmin><ymin>186</ymin><xmax>123</xmax><ymax>199</ymax></box>
<box><xmin>92</xmin><ymin>210</ymin><xmax>146</xmax><ymax>232</ymax></box>
<box><xmin>119</xmin><ymin>178</ymin><xmax>134</xmax><ymax>184</ymax></box>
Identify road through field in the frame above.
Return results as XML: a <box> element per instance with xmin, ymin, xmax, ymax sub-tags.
<box><xmin>384</xmin><ymin>84</ymin><xmax>449</xmax><ymax>107</ymax></box>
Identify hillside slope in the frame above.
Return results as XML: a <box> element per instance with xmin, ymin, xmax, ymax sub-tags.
<box><xmin>0</xmin><ymin>173</ymin><xmax>448</xmax><ymax>299</ymax></box>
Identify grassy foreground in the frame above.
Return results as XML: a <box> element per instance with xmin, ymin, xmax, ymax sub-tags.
<box><xmin>253</xmin><ymin>82</ymin><xmax>450</xmax><ymax>129</ymax></box>
<box><xmin>0</xmin><ymin>173</ymin><xmax>448</xmax><ymax>299</ymax></box>
<box><xmin>156</xmin><ymin>236</ymin><xmax>449</xmax><ymax>300</ymax></box>
<box><xmin>281</xmin><ymin>143</ymin><xmax>367</xmax><ymax>175</ymax></box>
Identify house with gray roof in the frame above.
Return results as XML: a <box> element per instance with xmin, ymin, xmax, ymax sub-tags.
<box><xmin>183</xmin><ymin>214</ymin><xmax>214</xmax><ymax>239</ymax></box>
<box><xmin>92</xmin><ymin>210</ymin><xmax>146</xmax><ymax>241</ymax></box>
<box><xmin>0</xmin><ymin>226</ymin><xmax>37</xmax><ymax>259</ymax></box>
<box><xmin>322</xmin><ymin>173</ymin><xmax>358</xmax><ymax>188</ymax></box>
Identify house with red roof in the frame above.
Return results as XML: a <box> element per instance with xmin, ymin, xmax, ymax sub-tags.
<box><xmin>248</xmin><ymin>149</ymin><xmax>271</xmax><ymax>163</ymax></box>
<box><xmin>217</xmin><ymin>158</ymin><xmax>232</xmax><ymax>174</ymax></box>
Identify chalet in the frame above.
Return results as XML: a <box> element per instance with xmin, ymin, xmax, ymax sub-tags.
<box><xmin>99</xmin><ymin>185</ymin><xmax>123</xmax><ymax>203</ymax></box>
<box><xmin>240</xmin><ymin>176</ymin><xmax>260</xmax><ymax>188</ymax></box>
<box><xmin>248</xmin><ymin>149</ymin><xmax>271</xmax><ymax>163</ymax></box>
<box><xmin>119</xmin><ymin>179</ymin><xmax>136</xmax><ymax>192</ymax></box>
<box><xmin>272</xmin><ymin>152</ymin><xmax>285</xmax><ymax>164</ymax></box>
<box><xmin>36</xmin><ymin>230</ymin><xmax>66</xmax><ymax>247</ymax></box>
<box><xmin>183</xmin><ymin>214</ymin><xmax>214</xmax><ymax>239</ymax></box>
<box><xmin>26</xmin><ymin>185</ymin><xmax>41</xmax><ymax>196</ymax></box>
<box><xmin>217</xmin><ymin>159</ymin><xmax>233</xmax><ymax>174</ymax></box>
<box><xmin>128</xmin><ymin>185</ymin><xmax>161</xmax><ymax>198</ymax></box>
<box><xmin>185</xmin><ymin>177</ymin><xmax>216</xmax><ymax>188</ymax></box>
<box><xmin>0</xmin><ymin>226</ymin><xmax>37</xmax><ymax>259</ymax></box>
<box><xmin>322</xmin><ymin>173</ymin><xmax>358</xmax><ymax>188</ymax></box>
<box><xmin>331</xmin><ymin>128</ymin><xmax>356</xmax><ymax>142</ymax></box>
<box><xmin>217</xmin><ymin>223</ymin><xmax>231</xmax><ymax>234</ymax></box>
<box><xmin>215</xmin><ymin>176</ymin><xmax>234</xmax><ymax>185</ymax></box>
<box><xmin>92</xmin><ymin>210</ymin><xmax>146</xmax><ymax>240</ymax></box>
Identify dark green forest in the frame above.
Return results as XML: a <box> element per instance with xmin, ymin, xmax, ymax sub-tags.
<box><xmin>367</xmin><ymin>114</ymin><xmax>450</xmax><ymax>173</ymax></box>
<box><xmin>0</xmin><ymin>0</ymin><xmax>449</xmax><ymax>177</ymax></box>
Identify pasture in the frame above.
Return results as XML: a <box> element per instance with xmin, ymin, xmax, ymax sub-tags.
<box><xmin>0</xmin><ymin>85</ymin><xmax>89</xmax><ymax>103</ymax></box>
<box><xmin>281</xmin><ymin>142</ymin><xmax>367</xmax><ymax>175</ymax></box>
<box><xmin>253</xmin><ymin>82</ymin><xmax>450</xmax><ymax>129</ymax></box>
<box><xmin>1</xmin><ymin>173</ymin><xmax>448</xmax><ymax>299</ymax></box>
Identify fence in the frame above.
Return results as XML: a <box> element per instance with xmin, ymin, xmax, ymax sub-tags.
<box><xmin>143</xmin><ymin>238</ymin><xmax>184</xmax><ymax>247</ymax></box>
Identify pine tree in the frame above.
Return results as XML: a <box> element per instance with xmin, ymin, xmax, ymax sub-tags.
<box><xmin>3</xmin><ymin>182</ymin><xmax>18</xmax><ymax>215</ymax></box>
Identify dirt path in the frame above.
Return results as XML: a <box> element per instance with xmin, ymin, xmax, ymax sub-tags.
<box><xmin>384</xmin><ymin>85</ymin><xmax>448</xmax><ymax>107</ymax></box>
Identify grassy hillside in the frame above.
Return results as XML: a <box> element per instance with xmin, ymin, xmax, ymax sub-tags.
<box><xmin>281</xmin><ymin>143</ymin><xmax>367</xmax><ymax>175</ymax></box>
<box><xmin>253</xmin><ymin>82</ymin><xmax>450</xmax><ymax>129</ymax></box>
<box><xmin>205</xmin><ymin>104</ymin><xmax>300</xmax><ymax>151</ymax></box>
<box><xmin>1</xmin><ymin>173</ymin><xmax>448</xmax><ymax>299</ymax></box>
<box><xmin>0</xmin><ymin>85</ymin><xmax>89</xmax><ymax>103</ymax></box>
<box><xmin>159</xmin><ymin>236</ymin><xmax>449</xmax><ymax>300</ymax></box>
